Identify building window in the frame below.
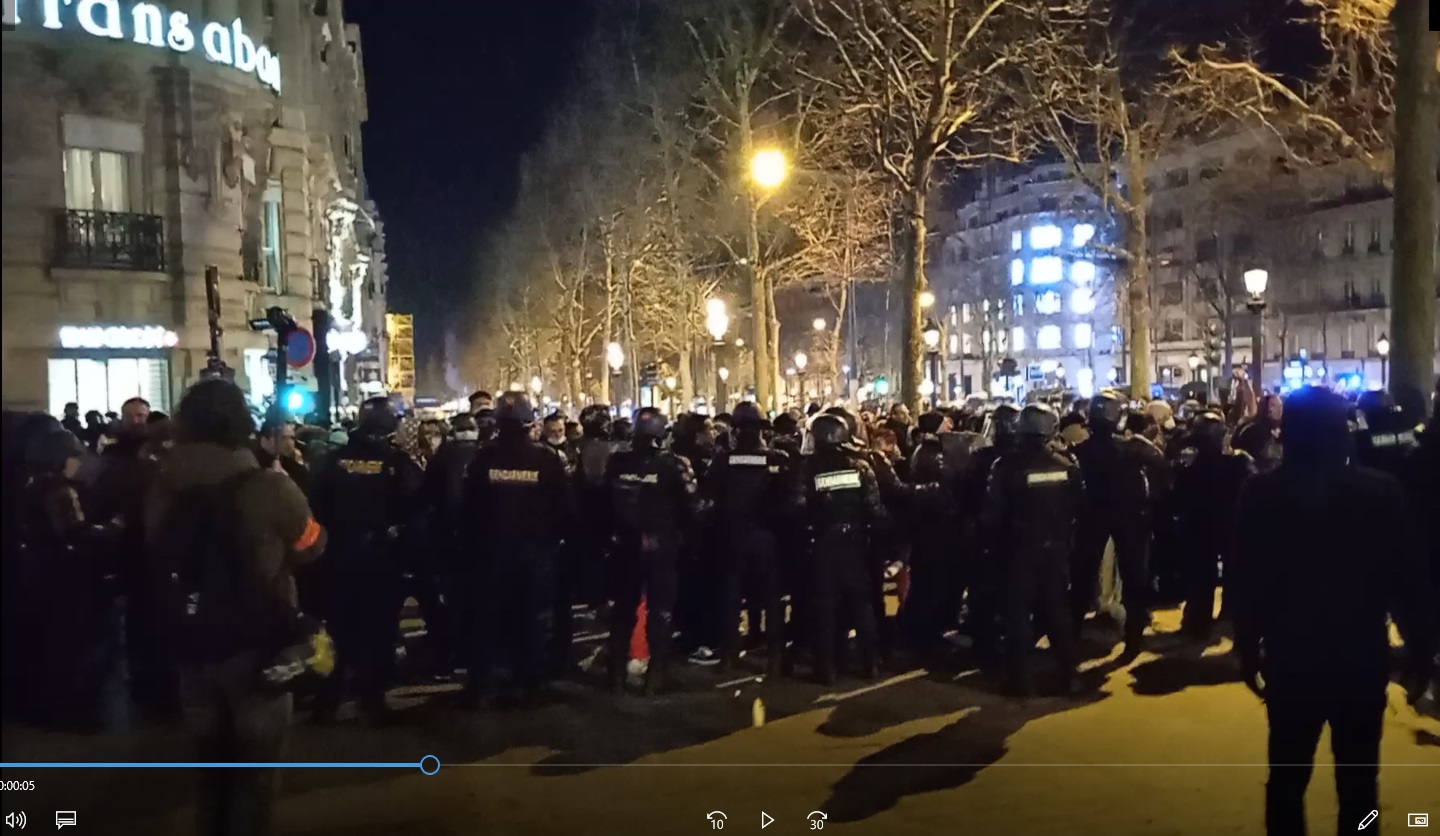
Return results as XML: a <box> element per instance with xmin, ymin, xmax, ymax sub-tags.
<box><xmin>1070</xmin><ymin>260</ymin><xmax>1095</xmax><ymax>284</ymax></box>
<box><xmin>948</xmin><ymin>305</ymin><xmax>958</xmax><ymax>328</ymax></box>
<box><xmin>1073</xmin><ymin>322</ymin><xmax>1093</xmax><ymax>349</ymax></box>
<box><xmin>1343</xmin><ymin>221</ymin><xmax>1355</xmax><ymax>255</ymax></box>
<box><xmin>1031</xmin><ymin>256</ymin><xmax>1063</xmax><ymax>285</ymax></box>
<box><xmin>1159</xmin><ymin>282</ymin><xmax>1184</xmax><ymax>305</ymax></box>
<box><xmin>982</xmin><ymin>328</ymin><xmax>993</xmax><ymax>352</ymax></box>
<box><xmin>1029</xmin><ymin>224</ymin><xmax>1063</xmax><ymax>250</ymax></box>
<box><xmin>948</xmin><ymin>333</ymin><xmax>960</xmax><ymax>356</ymax></box>
<box><xmin>1162</xmin><ymin>318</ymin><xmax>1185</xmax><ymax>342</ymax></box>
<box><xmin>261</xmin><ymin>179</ymin><xmax>284</xmax><ymax>293</ymax></box>
<box><xmin>1164</xmin><ymin>168</ymin><xmax>1190</xmax><ymax>188</ymax></box>
<box><xmin>1010</xmin><ymin>327</ymin><xmax>1027</xmax><ymax>351</ymax></box>
<box><xmin>1013</xmin><ymin>294</ymin><xmax>1025</xmax><ymax>316</ymax></box>
<box><xmin>63</xmin><ymin>148</ymin><xmax>132</xmax><ymax>212</ymax></box>
<box><xmin>1072</xmin><ymin>223</ymin><xmax>1095</xmax><ymax>248</ymax></box>
<box><xmin>1036</xmin><ymin>325</ymin><xmax>1062</xmax><ymax>351</ymax></box>
<box><xmin>997</xmin><ymin>327</ymin><xmax>1009</xmax><ymax>352</ymax></box>
<box><xmin>962</xmin><ymin>303</ymin><xmax>973</xmax><ymax>323</ymax></box>
<box><xmin>1035</xmin><ymin>290</ymin><xmax>1062</xmax><ymax>315</ymax></box>
<box><xmin>1070</xmin><ymin>287</ymin><xmax>1095</xmax><ymax>315</ymax></box>
<box><xmin>48</xmin><ymin>356</ymin><xmax>170</xmax><ymax>418</ymax></box>
<box><xmin>1011</xmin><ymin>230</ymin><xmax>1023</xmax><ymax>251</ymax></box>
<box><xmin>962</xmin><ymin>332</ymin><xmax>975</xmax><ymax>354</ymax></box>
<box><xmin>1010</xmin><ymin>259</ymin><xmax>1025</xmax><ymax>286</ymax></box>
<box><xmin>1367</xmin><ymin>218</ymin><xmax>1382</xmax><ymax>253</ymax></box>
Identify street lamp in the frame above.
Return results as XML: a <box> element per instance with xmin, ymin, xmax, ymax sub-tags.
<box><xmin>750</xmin><ymin>148</ymin><xmax>789</xmax><ymax>189</ymax></box>
<box><xmin>813</xmin><ymin>317</ymin><xmax>827</xmax><ymax>332</ymax></box>
<box><xmin>529</xmin><ymin>375</ymin><xmax>543</xmax><ymax>396</ymax></box>
<box><xmin>1188</xmin><ymin>352</ymin><xmax>1201</xmax><ymax>381</ymax></box>
<box><xmin>922</xmin><ymin>315</ymin><xmax>942</xmax><ymax>408</ymax></box>
<box><xmin>794</xmin><ymin>351</ymin><xmax>808</xmax><ymax>371</ymax></box>
<box><xmin>1376</xmin><ymin>332</ymin><xmax>1390</xmax><ymax>387</ymax></box>
<box><xmin>718</xmin><ymin>366</ymin><xmax>730</xmax><ymax>382</ymax></box>
<box><xmin>605</xmin><ymin>341</ymin><xmax>625</xmax><ymax>406</ymax></box>
<box><xmin>706</xmin><ymin>298</ymin><xmax>730</xmax><ymax>342</ymax></box>
<box><xmin>919</xmin><ymin>289</ymin><xmax>936</xmax><ymax>310</ymax></box>
<box><xmin>1243</xmin><ymin>268</ymin><xmax>1269</xmax><ymax>389</ymax></box>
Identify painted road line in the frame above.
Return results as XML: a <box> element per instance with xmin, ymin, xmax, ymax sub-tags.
<box><xmin>813</xmin><ymin>668</ymin><xmax>929</xmax><ymax>703</ymax></box>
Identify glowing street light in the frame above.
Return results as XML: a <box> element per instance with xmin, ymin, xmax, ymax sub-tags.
<box><xmin>706</xmin><ymin>298</ymin><xmax>730</xmax><ymax>341</ymax></box>
<box><xmin>813</xmin><ymin>317</ymin><xmax>827</xmax><ymax>332</ymax></box>
<box><xmin>663</xmin><ymin>375</ymin><xmax>678</xmax><ymax>389</ymax></box>
<box><xmin>606</xmin><ymin>341</ymin><xmax>625</xmax><ymax>373</ymax></box>
<box><xmin>1243</xmin><ymin>268</ymin><xmax>1269</xmax><ymax>298</ymax></box>
<box><xmin>718</xmin><ymin>366</ymin><xmax>730</xmax><ymax>382</ymax></box>
<box><xmin>794</xmin><ymin>351</ymin><xmax>808</xmax><ymax>371</ymax></box>
<box><xmin>1243</xmin><ymin>268</ymin><xmax>1269</xmax><ymax>388</ymax></box>
<box><xmin>919</xmin><ymin>379</ymin><xmax>936</xmax><ymax>397</ymax></box>
<box><xmin>750</xmin><ymin>148</ymin><xmax>789</xmax><ymax>189</ymax></box>
<box><xmin>1376</xmin><ymin>332</ymin><xmax>1390</xmax><ymax>387</ymax></box>
<box><xmin>919</xmin><ymin>289</ymin><xmax>936</xmax><ymax>309</ymax></box>
<box><xmin>735</xmin><ymin>338</ymin><xmax>745</xmax><ymax>348</ymax></box>
<box><xmin>1188</xmin><ymin>352</ymin><xmax>1201</xmax><ymax>371</ymax></box>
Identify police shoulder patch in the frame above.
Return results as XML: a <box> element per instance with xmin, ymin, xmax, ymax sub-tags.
<box><xmin>729</xmin><ymin>454</ymin><xmax>769</xmax><ymax>467</ymax></box>
<box><xmin>338</xmin><ymin>458</ymin><xmax>383</xmax><ymax>475</ymax></box>
<box><xmin>814</xmin><ymin>470</ymin><xmax>862</xmax><ymax>492</ymax></box>
<box><xmin>618</xmin><ymin>472</ymin><xmax>659</xmax><ymax>484</ymax></box>
<box><xmin>1026</xmin><ymin>470</ymin><xmax>1070</xmax><ymax>486</ymax></box>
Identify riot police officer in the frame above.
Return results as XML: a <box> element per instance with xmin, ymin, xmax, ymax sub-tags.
<box><xmin>555</xmin><ymin>404</ymin><xmax>618</xmax><ymax>666</ymax></box>
<box><xmin>1069</xmin><ymin>391</ymin><xmax>1161</xmax><ymax>657</ymax></box>
<box><xmin>904</xmin><ymin>411</ymin><xmax>960</xmax><ymax>657</ymax></box>
<box><xmin>461</xmin><ymin>392</ymin><xmax>570</xmax><ymax>705</ymax></box>
<box><xmin>416</xmin><ymin>412</ymin><xmax>483</xmax><ymax>674</ymax></box>
<box><xmin>959</xmin><ymin>403</ymin><xmax>1021</xmax><ymax>662</ymax></box>
<box><xmin>980</xmin><ymin>404</ymin><xmax>1083</xmax><ymax>696</ymax></box>
<box><xmin>310</xmin><ymin>396</ymin><xmax>423</xmax><ymax>724</ymax></box>
<box><xmin>797</xmin><ymin>414</ymin><xmax>888</xmax><ymax>684</ymax></box>
<box><xmin>771</xmin><ymin>411</ymin><xmax>804</xmax><ymax>459</ymax></box>
<box><xmin>706</xmin><ymin>401</ymin><xmax>794</xmax><ymax>675</ymax></box>
<box><xmin>1172</xmin><ymin>412</ymin><xmax>1254</xmax><ymax>640</ymax></box>
<box><xmin>604</xmin><ymin>407</ymin><xmax>698</xmax><ymax>694</ymax></box>
<box><xmin>1352</xmin><ymin>390</ymin><xmax>1418</xmax><ymax>479</ymax></box>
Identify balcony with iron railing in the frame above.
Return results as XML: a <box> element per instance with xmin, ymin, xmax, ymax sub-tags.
<box><xmin>53</xmin><ymin>209</ymin><xmax>165</xmax><ymax>272</ymax></box>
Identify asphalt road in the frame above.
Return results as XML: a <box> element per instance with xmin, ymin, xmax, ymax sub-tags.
<box><xmin>3</xmin><ymin>608</ymin><xmax>1438</xmax><ymax>836</ymax></box>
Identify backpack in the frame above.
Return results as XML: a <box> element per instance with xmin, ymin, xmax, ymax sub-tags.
<box><xmin>157</xmin><ymin>470</ymin><xmax>298</xmax><ymax>666</ymax></box>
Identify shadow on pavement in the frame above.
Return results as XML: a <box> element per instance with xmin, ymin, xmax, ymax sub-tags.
<box><xmin>1127</xmin><ymin>652</ymin><xmax>1241</xmax><ymax>696</ymax></box>
<box><xmin>816</xmin><ymin>689</ymin><xmax>1108</xmax><ymax>823</ymax></box>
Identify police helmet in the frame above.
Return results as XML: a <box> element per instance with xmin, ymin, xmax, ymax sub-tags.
<box><xmin>1190</xmin><ymin>412</ymin><xmax>1227</xmax><ymax>452</ymax></box>
<box><xmin>449</xmin><ymin>413</ymin><xmax>478</xmax><ymax>434</ymax></box>
<box><xmin>987</xmin><ymin>403</ymin><xmax>1021</xmax><ymax>443</ymax></box>
<box><xmin>916</xmin><ymin>411</ymin><xmax>947</xmax><ymax>436</ymax></box>
<box><xmin>1017</xmin><ymin>403</ymin><xmax>1059</xmax><ymax>438</ymax></box>
<box><xmin>821</xmin><ymin>406</ymin><xmax>859</xmax><ymax>442</ymax></box>
<box><xmin>357</xmin><ymin>396</ymin><xmax>400</xmax><ymax>436</ymax></box>
<box><xmin>632</xmin><ymin>407</ymin><xmax>668</xmax><ymax>440</ymax></box>
<box><xmin>612</xmin><ymin>417</ymin><xmax>633</xmax><ymax>441</ymax></box>
<box><xmin>732</xmin><ymin>401</ymin><xmax>768</xmax><ymax>430</ymax></box>
<box><xmin>493</xmin><ymin>392</ymin><xmax>537</xmax><ymax>426</ymax></box>
<box><xmin>1088</xmin><ymin>391</ymin><xmax>1124</xmax><ymax>431</ymax></box>
<box><xmin>810</xmin><ymin>414</ymin><xmax>850</xmax><ymax>449</ymax></box>
<box><xmin>772</xmin><ymin>411</ymin><xmax>800</xmax><ymax>436</ymax></box>
<box><xmin>1356</xmin><ymin>389</ymin><xmax>1397</xmax><ymax>418</ymax></box>
<box><xmin>579</xmin><ymin>403</ymin><xmax>613</xmax><ymax>438</ymax></box>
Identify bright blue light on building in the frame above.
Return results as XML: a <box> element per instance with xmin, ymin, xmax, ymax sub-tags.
<box><xmin>280</xmin><ymin>386</ymin><xmax>313</xmax><ymax>416</ymax></box>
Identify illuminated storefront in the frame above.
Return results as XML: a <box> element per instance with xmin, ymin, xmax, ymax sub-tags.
<box><xmin>46</xmin><ymin>325</ymin><xmax>176</xmax><ymax>416</ymax></box>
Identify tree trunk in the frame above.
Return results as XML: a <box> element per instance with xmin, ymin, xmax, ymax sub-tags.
<box><xmin>1125</xmin><ymin>147</ymin><xmax>1154</xmax><ymax>397</ymax></box>
<box><xmin>678</xmin><ymin>339</ymin><xmax>694</xmax><ymax>416</ymax></box>
<box><xmin>747</xmin><ymin>196</ymin><xmax>773</xmax><ymax>412</ymax></box>
<box><xmin>768</xmin><ymin>279</ymin><xmax>782</xmax><ymax>407</ymax></box>
<box><xmin>599</xmin><ymin>227</ymin><xmax>616</xmax><ymax>404</ymax></box>
<box><xmin>1390</xmin><ymin>0</ymin><xmax>1437</xmax><ymax>419</ymax></box>
<box><xmin>900</xmin><ymin>182</ymin><xmax>927</xmax><ymax>414</ymax></box>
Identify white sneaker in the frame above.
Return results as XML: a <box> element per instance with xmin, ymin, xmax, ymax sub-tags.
<box><xmin>688</xmin><ymin>647</ymin><xmax>720</xmax><ymax>666</ymax></box>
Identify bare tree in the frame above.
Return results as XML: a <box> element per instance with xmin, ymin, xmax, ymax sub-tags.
<box><xmin>801</xmin><ymin>0</ymin><xmax>1051</xmax><ymax>411</ymax></box>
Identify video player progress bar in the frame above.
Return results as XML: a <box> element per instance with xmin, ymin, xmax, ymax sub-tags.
<box><xmin>1</xmin><ymin>755</ymin><xmax>443</xmax><ymax>775</ymax></box>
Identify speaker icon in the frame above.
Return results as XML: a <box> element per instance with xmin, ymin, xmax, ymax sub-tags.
<box><xmin>4</xmin><ymin>810</ymin><xmax>27</xmax><ymax>829</ymax></box>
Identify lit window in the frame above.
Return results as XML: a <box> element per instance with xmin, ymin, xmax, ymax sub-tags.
<box><xmin>1070</xmin><ymin>287</ymin><xmax>1095</xmax><ymax>315</ymax></box>
<box><xmin>1073</xmin><ymin>322</ymin><xmax>1093</xmax><ymax>348</ymax></box>
<box><xmin>261</xmin><ymin>179</ymin><xmax>284</xmax><ymax>293</ymax></box>
<box><xmin>1037</xmin><ymin>325</ymin><xmax>1062</xmax><ymax>350</ymax></box>
<box><xmin>982</xmin><ymin>328</ymin><xmax>992</xmax><ymax>352</ymax></box>
<box><xmin>996</xmin><ymin>298</ymin><xmax>1006</xmax><ymax>321</ymax></box>
<box><xmin>63</xmin><ymin>148</ymin><xmax>132</xmax><ymax>212</ymax></box>
<box><xmin>1071</xmin><ymin>260</ymin><xmax>1096</xmax><ymax>284</ymax></box>
<box><xmin>1072</xmin><ymin>223</ymin><xmax>1096</xmax><ymax>248</ymax></box>
<box><xmin>1011</xmin><ymin>327</ymin><xmax>1027</xmax><ymax>351</ymax></box>
<box><xmin>1030</xmin><ymin>224</ymin><xmax>1063</xmax><ymax>250</ymax></box>
<box><xmin>1076</xmin><ymin>367</ymin><xmax>1096</xmax><ymax>398</ymax></box>
<box><xmin>1031</xmin><ymin>256</ymin><xmax>1063</xmax><ymax>284</ymax></box>
<box><xmin>982</xmin><ymin>298</ymin><xmax>991</xmax><ymax>312</ymax></box>
<box><xmin>1010</xmin><ymin>259</ymin><xmax>1025</xmax><ymax>286</ymax></box>
<box><xmin>1011</xmin><ymin>230</ymin><xmax>1023</xmax><ymax>251</ymax></box>
<box><xmin>947</xmin><ymin>333</ymin><xmax>959</xmax><ymax>355</ymax></box>
<box><xmin>962</xmin><ymin>303</ymin><xmax>973</xmax><ymax>323</ymax></box>
<box><xmin>1013</xmin><ymin>294</ymin><xmax>1025</xmax><ymax>316</ymax></box>
<box><xmin>1035</xmin><ymin>291</ymin><xmax>1062</xmax><ymax>315</ymax></box>
<box><xmin>998</xmin><ymin>328</ymin><xmax>1009</xmax><ymax>351</ymax></box>
<box><xmin>962</xmin><ymin>332</ymin><xmax>975</xmax><ymax>354</ymax></box>
<box><xmin>948</xmin><ymin>306</ymin><xmax>958</xmax><ymax>328</ymax></box>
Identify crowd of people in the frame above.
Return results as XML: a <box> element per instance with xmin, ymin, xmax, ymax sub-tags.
<box><xmin>2</xmin><ymin>374</ymin><xmax>1436</xmax><ymax>836</ymax></box>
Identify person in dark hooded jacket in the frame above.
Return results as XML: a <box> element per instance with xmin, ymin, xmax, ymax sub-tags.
<box><xmin>1231</xmin><ymin>386</ymin><xmax>1432</xmax><ymax>836</ymax></box>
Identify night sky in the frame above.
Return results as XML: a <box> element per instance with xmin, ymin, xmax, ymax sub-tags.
<box><xmin>346</xmin><ymin>0</ymin><xmax>595</xmax><ymax>370</ymax></box>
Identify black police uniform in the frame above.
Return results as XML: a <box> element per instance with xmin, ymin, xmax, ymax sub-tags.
<box><xmin>958</xmin><ymin>405</ymin><xmax>1020</xmax><ymax>661</ymax></box>
<box><xmin>980</xmin><ymin>406</ymin><xmax>1083</xmax><ymax>694</ymax></box>
<box><xmin>1352</xmin><ymin>399</ymin><xmax>1418</xmax><ymax>479</ymax></box>
<box><xmin>1171</xmin><ymin>417</ymin><xmax>1254</xmax><ymax>638</ymax></box>
<box><xmin>797</xmin><ymin>417</ymin><xmax>888</xmax><ymax>683</ymax></box>
<box><xmin>418</xmin><ymin>429</ymin><xmax>479</xmax><ymax>671</ymax></box>
<box><xmin>706</xmin><ymin>414</ymin><xmax>794</xmax><ymax>673</ymax></box>
<box><xmin>555</xmin><ymin>417</ymin><xmax>618</xmax><ymax>665</ymax></box>
<box><xmin>904</xmin><ymin>420</ymin><xmax>961</xmax><ymax>655</ymax></box>
<box><xmin>604</xmin><ymin>417</ymin><xmax>698</xmax><ymax>692</ymax></box>
<box><xmin>462</xmin><ymin>418</ymin><xmax>570</xmax><ymax>700</ymax></box>
<box><xmin>1070</xmin><ymin>395</ymin><xmax>1163</xmax><ymax>650</ymax></box>
<box><xmin>310</xmin><ymin>427</ymin><xmax>422</xmax><ymax>718</ymax></box>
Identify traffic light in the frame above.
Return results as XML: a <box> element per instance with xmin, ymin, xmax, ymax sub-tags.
<box><xmin>278</xmin><ymin>385</ymin><xmax>314</xmax><ymax>417</ymax></box>
<box><xmin>872</xmin><ymin>376</ymin><xmax>890</xmax><ymax>396</ymax></box>
<box><xmin>1204</xmin><ymin>322</ymin><xmax>1222</xmax><ymax>367</ymax></box>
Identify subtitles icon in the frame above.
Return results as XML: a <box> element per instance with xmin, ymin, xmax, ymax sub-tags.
<box><xmin>1410</xmin><ymin>813</ymin><xmax>1430</xmax><ymax>828</ymax></box>
<box><xmin>54</xmin><ymin>812</ymin><xmax>76</xmax><ymax>830</ymax></box>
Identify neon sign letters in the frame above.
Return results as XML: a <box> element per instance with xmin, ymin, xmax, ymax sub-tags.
<box><xmin>19</xmin><ymin>0</ymin><xmax>281</xmax><ymax>93</ymax></box>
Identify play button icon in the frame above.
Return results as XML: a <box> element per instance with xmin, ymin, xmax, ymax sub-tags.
<box><xmin>761</xmin><ymin>812</ymin><xmax>774</xmax><ymax>829</ymax></box>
